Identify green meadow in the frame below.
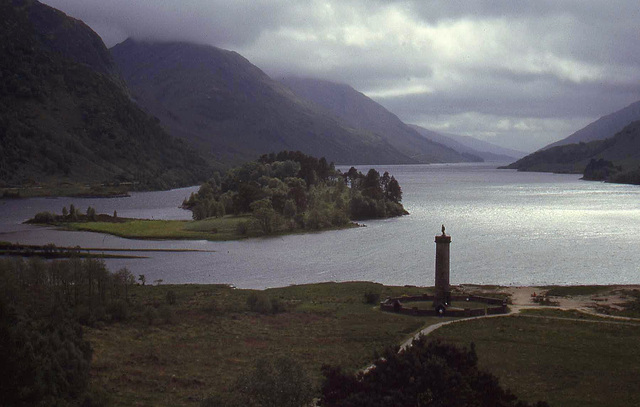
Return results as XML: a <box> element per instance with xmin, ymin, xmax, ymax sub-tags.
<box><xmin>430</xmin><ymin>313</ymin><xmax>640</xmax><ymax>407</ymax></box>
<box><xmin>84</xmin><ymin>282</ymin><xmax>640</xmax><ymax>406</ymax></box>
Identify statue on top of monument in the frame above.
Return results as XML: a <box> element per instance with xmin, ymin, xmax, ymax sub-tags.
<box><xmin>441</xmin><ymin>224</ymin><xmax>446</xmax><ymax>236</ymax></box>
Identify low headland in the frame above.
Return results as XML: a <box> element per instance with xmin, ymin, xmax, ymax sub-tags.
<box><xmin>1</xmin><ymin>182</ymin><xmax>133</xmax><ymax>199</ymax></box>
<box><xmin>25</xmin><ymin>209</ymin><xmax>362</xmax><ymax>241</ymax></box>
<box><xmin>25</xmin><ymin>151</ymin><xmax>409</xmax><ymax>241</ymax></box>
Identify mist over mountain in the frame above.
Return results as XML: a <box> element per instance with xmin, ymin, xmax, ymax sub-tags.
<box><xmin>542</xmin><ymin>100</ymin><xmax>640</xmax><ymax>150</ymax></box>
<box><xmin>111</xmin><ymin>39</ymin><xmax>413</xmax><ymax>166</ymax></box>
<box><xmin>408</xmin><ymin>125</ymin><xmax>525</xmax><ymax>162</ymax></box>
<box><xmin>279</xmin><ymin>77</ymin><xmax>481</xmax><ymax>163</ymax></box>
<box><xmin>23</xmin><ymin>0</ymin><xmax>121</xmax><ymax>81</ymax></box>
<box><xmin>0</xmin><ymin>0</ymin><xmax>212</xmax><ymax>189</ymax></box>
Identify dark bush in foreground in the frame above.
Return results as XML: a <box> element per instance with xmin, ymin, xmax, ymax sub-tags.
<box><xmin>246</xmin><ymin>292</ymin><xmax>285</xmax><ymax>314</ymax></box>
<box><xmin>166</xmin><ymin>289</ymin><xmax>177</xmax><ymax>305</ymax></box>
<box><xmin>202</xmin><ymin>356</ymin><xmax>314</xmax><ymax>407</ymax></box>
<box><xmin>320</xmin><ymin>336</ymin><xmax>549</xmax><ymax>407</ymax></box>
<box><xmin>364</xmin><ymin>291</ymin><xmax>381</xmax><ymax>304</ymax></box>
<box><xmin>0</xmin><ymin>285</ymin><xmax>92</xmax><ymax>407</ymax></box>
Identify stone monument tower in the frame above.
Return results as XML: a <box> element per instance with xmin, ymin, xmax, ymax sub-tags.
<box><xmin>434</xmin><ymin>225</ymin><xmax>451</xmax><ymax>308</ymax></box>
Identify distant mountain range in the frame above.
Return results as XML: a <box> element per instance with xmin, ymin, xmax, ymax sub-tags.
<box><xmin>408</xmin><ymin>125</ymin><xmax>524</xmax><ymax>162</ymax></box>
<box><xmin>278</xmin><ymin>77</ymin><xmax>481</xmax><ymax>163</ymax></box>
<box><xmin>111</xmin><ymin>40</ymin><xmax>415</xmax><ymax>166</ymax></box>
<box><xmin>0</xmin><ymin>0</ymin><xmax>212</xmax><ymax>189</ymax></box>
<box><xmin>0</xmin><ymin>0</ymin><xmax>536</xmax><ymax>192</ymax></box>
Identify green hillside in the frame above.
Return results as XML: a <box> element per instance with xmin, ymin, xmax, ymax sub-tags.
<box><xmin>111</xmin><ymin>40</ymin><xmax>414</xmax><ymax>166</ymax></box>
<box><xmin>0</xmin><ymin>0</ymin><xmax>213</xmax><ymax>191</ymax></box>
<box><xmin>502</xmin><ymin>120</ymin><xmax>640</xmax><ymax>184</ymax></box>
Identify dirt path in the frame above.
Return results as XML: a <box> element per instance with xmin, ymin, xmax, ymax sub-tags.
<box><xmin>400</xmin><ymin>312</ymin><xmax>513</xmax><ymax>350</ymax></box>
<box><xmin>402</xmin><ymin>285</ymin><xmax>640</xmax><ymax>347</ymax></box>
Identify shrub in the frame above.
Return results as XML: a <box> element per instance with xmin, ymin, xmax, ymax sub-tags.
<box><xmin>157</xmin><ymin>305</ymin><xmax>175</xmax><ymax>324</ymax></box>
<box><xmin>204</xmin><ymin>298</ymin><xmax>220</xmax><ymax>315</ymax></box>
<box><xmin>33</xmin><ymin>211</ymin><xmax>56</xmax><ymax>223</ymax></box>
<box><xmin>233</xmin><ymin>356</ymin><xmax>315</xmax><ymax>407</ymax></box>
<box><xmin>166</xmin><ymin>290</ymin><xmax>177</xmax><ymax>305</ymax></box>
<box><xmin>532</xmin><ymin>296</ymin><xmax>559</xmax><ymax>306</ymax></box>
<box><xmin>106</xmin><ymin>300</ymin><xmax>129</xmax><ymax>322</ymax></box>
<box><xmin>236</xmin><ymin>221</ymin><xmax>249</xmax><ymax>235</ymax></box>
<box><xmin>270</xmin><ymin>297</ymin><xmax>285</xmax><ymax>314</ymax></box>
<box><xmin>320</xmin><ymin>337</ymin><xmax>549</xmax><ymax>407</ymax></box>
<box><xmin>247</xmin><ymin>292</ymin><xmax>272</xmax><ymax>314</ymax></box>
<box><xmin>143</xmin><ymin>306</ymin><xmax>158</xmax><ymax>325</ymax></box>
<box><xmin>363</xmin><ymin>291</ymin><xmax>381</xmax><ymax>305</ymax></box>
<box><xmin>76</xmin><ymin>304</ymin><xmax>98</xmax><ymax>326</ymax></box>
<box><xmin>0</xmin><ymin>298</ymin><xmax>92</xmax><ymax>406</ymax></box>
<box><xmin>246</xmin><ymin>292</ymin><xmax>283</xmax><ymax>314</ymax></box>
<box><xmin>81</xmin><ymin>384</ymin><xmax>112</xmax><ymax>407</ymax></box>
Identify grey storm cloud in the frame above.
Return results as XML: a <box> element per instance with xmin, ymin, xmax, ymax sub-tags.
<box><xmin>42</xmin><ymin>0</ymin><xmax>640</xmax><ymax>152</ymax></box>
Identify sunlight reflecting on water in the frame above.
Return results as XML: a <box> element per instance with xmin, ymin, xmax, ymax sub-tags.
<box><xmin>2</xmin><ymin>164</ymin><xmax>639</xmax><ymax>288</ymax></box>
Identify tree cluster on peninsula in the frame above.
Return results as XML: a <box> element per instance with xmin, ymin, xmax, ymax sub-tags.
<box><xmin>183</xmin><ymin>151</ymin><xmax>408</xmax><ymax>234</ymax></box>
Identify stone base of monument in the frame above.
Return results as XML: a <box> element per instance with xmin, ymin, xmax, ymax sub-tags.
<box><xmin>380</xmin><ymin>294</ymin><xmax>509</xmax><ymax>317</ymax></box>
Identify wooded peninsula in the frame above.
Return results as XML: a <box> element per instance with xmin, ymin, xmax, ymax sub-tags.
<box><xmin>28</xmin><ymin>151</ymin><xmax>409</xmax><ymax>240</ymax></box>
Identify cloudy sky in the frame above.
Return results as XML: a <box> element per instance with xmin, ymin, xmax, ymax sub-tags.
<box><xmin>43</xmin><ymin>0</ymin><xmax>640</xmax><ymax>152</ymax></box>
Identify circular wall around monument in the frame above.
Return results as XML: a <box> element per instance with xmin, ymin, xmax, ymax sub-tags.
<box><xmin>380</xmin><ymin>294</ymin><xmax>508</xmax><ymax>317</ymax></box>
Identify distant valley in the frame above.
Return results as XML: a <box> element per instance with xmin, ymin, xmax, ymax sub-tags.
<box><xmin>408</xmin><ymin>125</ymin><xmax>525</xmax><ymax>162</ymax></box>
<box><xmin>278</xmin><ymin>77</ymin><xmax>486</xmax><ymax>163</ymax></box>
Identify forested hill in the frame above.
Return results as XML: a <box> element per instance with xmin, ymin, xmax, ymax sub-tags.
<box><xmin>22</xmin><ymin>0</ymin><xmax>122</xmax><ymax>83</ymax></box>
<box><xmin>279</xmin><ymin>77</ymin><xmax>481</xmax><ymax>164</ymax></box>
<box><xmin>502</xmin><ymin>120</ymin><xmax>640</xmax><ymax>184</ymax></box>
<box><xmin>110</xmin><ymin>39</ymin><xmax>413</xmax><ymax>167</ymax></box>
<box><xmin>0</xmin><ymin>0</ymin><xmax>212</xmax><ymax>189</ymax></box>
<box><xmin>184</xmin><ymin>151</ymin><xmax>408</xmax><ymax>234</ymax></box>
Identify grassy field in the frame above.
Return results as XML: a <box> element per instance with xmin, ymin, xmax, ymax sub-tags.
<box><xmin>68</xmin><ymin>216</ymin><xmax>259</xmax><ymax>241</ymax></box>
<box><xmin>86</xmin><ymin>282</ymin><xmax>446</xmax><ymax>406</ymax></box>
<box><xmin>64</xmin><ymin>215</ymin><xmax>357</xmax><ymax>241</ymax></box>
<box><xmin>519</xmin><ymin>308</ymin><xmax>617</xmax><ymax>321</ymax></box>
<box><xmin>84</xmin><ymin>282</ymin><xmax>640</xmax><ymax>406</ymax></box>
<box><xmin>430</xmin><ymin>314</ymin><xmax>640</xmax><ymax>407</ymax></box>
<box><xmin>543</xmin><ymin>285</ymin><xmax>611</xmax><ymax>297</ymax></box>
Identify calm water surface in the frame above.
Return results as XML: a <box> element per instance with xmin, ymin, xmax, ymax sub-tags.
<box><xmin>1</xmin><ymin>164</ymin><xmax>639</xmax><ymax>288</ymax></box>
